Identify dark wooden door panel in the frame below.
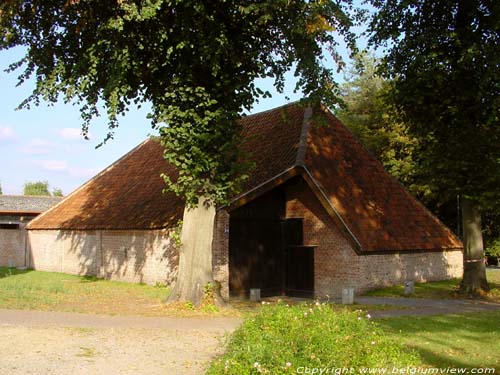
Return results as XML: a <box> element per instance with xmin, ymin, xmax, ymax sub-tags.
<box><xmin>285</xmin><ymin>246</ymin><xmax>315</xmax><ymax>297</ymax></box>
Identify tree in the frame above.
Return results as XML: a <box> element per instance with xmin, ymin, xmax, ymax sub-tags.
<box><xmin>483</xmin><ymin>210</ymin><xmax>500</xmax><ymax>266</ymax></box>
<box><xmin>0</xmin><ymin>181</ymin><xmax>2</xmax><ymax>195</ymax></box>
<box><xmin>336</xmin><ymin>53</ymin><xmax>432</xmax><ymax>200</ymax></box>
<box><xmin>52</xmin><ymin>188</ymin><xmax>64</xmax><ymax>197</ymax></box>
<box><xmin>1</xmin><ymin>1</ymin><xmax>359</xmax><ymax>305</ymax></box>
<box><xmin>369</xmin><ymin>0</ymin><xmax>500</xmax><ymax>295</ymax></box>
<box><xmin>23</xmin><ymin>181</ymin><xmax>51</xmax><ymax>196</ymax></box>
<box><xmin>336</xmin><ymin>54</ymin><xmax>461</xmax><ymax>232</ymax></box>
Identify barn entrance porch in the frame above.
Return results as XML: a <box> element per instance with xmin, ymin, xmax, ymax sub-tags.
<box><xmin>228</xmin><ymin>187</ymin><xmax>315</xmax><ymax>298</ymax></box>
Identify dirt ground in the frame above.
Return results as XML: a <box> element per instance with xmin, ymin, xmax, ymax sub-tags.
<box><xmin>0</xmin><ymin>309</ymin><xmax>241</xmax><ymax>375</ymax></box>
<box><xmin>0</xmin><ymin>326</ymin><xmax>227</xmax><ymax>374</ymax></box>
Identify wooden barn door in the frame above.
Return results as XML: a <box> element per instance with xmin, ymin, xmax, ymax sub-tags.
<box><xmin>228</xmin><ymin>186</ymin><xmax>315</xmax><ymax>299</ymax></box>
<box><xmin>229</xmin><ymin>189</ymin><xmax>286</xmax><ymax>298</ymax></box>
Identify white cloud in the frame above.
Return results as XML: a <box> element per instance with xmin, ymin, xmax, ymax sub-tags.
<box><xmin>34</xmin><ymin>159</ymin><xmax>69</xmax><ymax>172</ymax></box>
<box><xmin>69</xmin><ymin>167</ymin><xmax>100</xmax><ymax>179</ymax></box>
<box><xmin>0</xmin><ymin>126</ymin><xmax>16</xmax><ymax>141</ymax></box>
<box><xmin>19</xmin><ymin>138</ymin><xmax>56</xmax><ymax>155</ymax></box>
<box><xmin>31</xmin><ymin>159</ymin><xmax>98</xmax><ymax>179</ymax></box>
<box><xmin>58</xmin><ymin>127</ymin><xmax>89</xmax><ymax>140</ymax></box>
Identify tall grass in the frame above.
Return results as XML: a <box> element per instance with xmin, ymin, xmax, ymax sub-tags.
<box><xmin>207</xmin><ymin>302</ymin><xmax>421</xmax><ymax>374</ymax></box>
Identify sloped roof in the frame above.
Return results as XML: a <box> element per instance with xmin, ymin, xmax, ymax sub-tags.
<box><xmin>28</xmin><ymin>103</ymin><xmax>462</xmax><ymax>253</ymax></box>
<box><xmin>27</xmin><ymin>140</ymin><xmax>184</xmax><ymax>230</ymax></box>
<box><xmin>0</xmin><ymin>195</ymin><xmax>63</xmax><ymax>214</ymax></box>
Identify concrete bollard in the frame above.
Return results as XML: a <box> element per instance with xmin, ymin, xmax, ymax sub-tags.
<box><xmin>250</xmin><ymin>288</ymin><xmax>261</xmax><ymax>302</ymax></box>
<box><xmin>404</xmin><ymin>281</ymin><xmax>415</xmax><ymax>295</ymax></box>
<box><xmin>342</xmin><ymin>287</ymin><xmax>355</xmax><ymax>304</ymax></box>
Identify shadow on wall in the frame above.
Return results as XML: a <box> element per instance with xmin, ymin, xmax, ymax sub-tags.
<box><xmin>29</xmin><ymin>229</ymin><xmax>179</xmax><ymax>285</ymax></box>
<box><xmin>29</xmin><ymin>225</ymin><xmax>180</xmax><ymax>286</ymax></box>
<box><xmin>285</xmin><ymin>176</ymin><xmax>462</xmax><ymax>298</ymax></box>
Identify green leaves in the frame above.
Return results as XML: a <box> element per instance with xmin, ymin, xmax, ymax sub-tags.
<box><xmin>1</xmin><ymin>0</ymin><xmax>358</xmax><ymax>204</ymax></box>
<box><xmin>369</xmin><ymin>0</ymin><xmax>500</xmax><ymax>210</ymax></box>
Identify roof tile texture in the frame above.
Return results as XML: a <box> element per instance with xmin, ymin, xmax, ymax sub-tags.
<box><xmin>28</xmin><ymin>140</ymin><xmax>184</xmax><ymax>230</ymax></box>
<box><xmin>0</xmin><ymin>195</ymin><xmax>62</xmax><ymax>213</ymax></box>
<box><xmin>28</xmin><ymin>103</ymin><xmax>462</xmax><ymax>252</ymax></box>
<box><xmin>305</xmin><ymin>109</ymin><xmax>462</xmax><ymax>251</ymax></box>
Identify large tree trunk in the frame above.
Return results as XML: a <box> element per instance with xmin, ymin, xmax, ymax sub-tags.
<box><xmin>167</xmin><ymin>197</ymin><xmax>224</xmax><ymax>307</ymax></box>
<box><xmin>460</xmin><ymin>197</ymin><xmax>489</xmax><ymax>295</ymax></box>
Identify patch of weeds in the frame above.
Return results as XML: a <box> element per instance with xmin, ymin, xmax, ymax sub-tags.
<box><xmin>199</xmin><ymin>281</ymin><xmax>221</xmax><ymax>313</ymax></box>
<box><xmin>154</xmin><ymin>281</ymin><xmax>167</xmax><ymax>288</ymax></box>
<box><xmin>201</xmin><ymin>303</ymin><xmax>219</xmax><ymax>313</ymax></box>
<box><xmin>207</xmin><ymin>302</ymin><xmax>421</xmax><ymax>374</ymax></box>
<box><xmin>76</xmin><ymin>347</ymin><xmax>97</xmax><ymax>358</ymax></box>
<box><xmin>184</xmin><ymin>301</ymin><xmax>195</xmax><ymax>310</ymax></box>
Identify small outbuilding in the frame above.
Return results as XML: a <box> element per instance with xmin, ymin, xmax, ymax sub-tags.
<box><xmin>0</xmin><ymin>195</ymin><xmax>62</xmax><ymax>268</ymax></box>
<box><xmin>27</xmin><ymin>103</ymin><xmax>463</xmax><ymax>298</ymax></box>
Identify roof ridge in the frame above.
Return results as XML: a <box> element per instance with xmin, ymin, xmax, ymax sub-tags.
<box><xmin>27</xmin><ymin>138</ymin><xmax>154</xmax><ymax>230</ymax></box>
<box><xmin>0</xmin><ymin>195</ymin><xmax>63</xmax><ymax>199</ymax></box>
<box><xmin>242</xmin><ymin>99</ymin><xmax>304</xmax><ymax>119</ymax></box>
<box><xmin>295</xmin><ymin>106</ymin><xmax>313</xmax><ymax>166</ymax></box>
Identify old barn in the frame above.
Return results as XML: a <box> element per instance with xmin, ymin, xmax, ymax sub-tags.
<box><xmin>26</xmin><ymin>103</ymin><xmax>463</xmax><ymax>298</ymax></box>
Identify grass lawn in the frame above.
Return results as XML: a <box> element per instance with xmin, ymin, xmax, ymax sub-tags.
<box><xmin>378</xmin><ymin>311</ymin><xmax>500</xmax><ymax>370</ymax></box>
<box><xmin>365</xmin><ymin>269</ymin><xmax>500</xmax><ymax>301</ymax></box>
<box><xmin>0</xmin><ymin>267</ymin><xmax>236</xmax><ymax>316</ymax></box>
<box><xmin>0</xmin><ymin>267</ymin><xmax>406</xmax><ymax>317</ymax></box>
<box><xmin>208</xmin><ymin>303</ymin><xmax>500</xmax><ymax>373</ymax></box>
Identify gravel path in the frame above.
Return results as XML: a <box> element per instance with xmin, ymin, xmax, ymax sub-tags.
<box><xmin>356</xmin><ymin>296</ymin><xmax>500</xmax><ymax>318</ymax></box>
<box><xmin>0</xmin><ymin>309</ymin><xmax>241</xmax><ymax>375</ymax></box>
<box><xmin>1</xmin><ymin>295</ymin><xmax>499</xmax><ymax>374</ymax></box>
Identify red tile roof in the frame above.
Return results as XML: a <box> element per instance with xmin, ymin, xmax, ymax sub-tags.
<box><xmin>28</xmin><ymin>103</ymin><xmax>462</xmax><ymax>252</ymax></box>
<box><xmin>304</xmin><ymin>109</ymin><xmax>462</xmax><ymax>252</ymax></box>
<box><xmin>28</xmin><ymin>140</ymin><xmax>184</xmax><ymax>230</ymax></box>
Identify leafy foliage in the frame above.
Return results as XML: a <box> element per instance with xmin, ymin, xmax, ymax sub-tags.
<box><xmin>0</xmin><ymin>0</ymin><xmax>360</xmax><ymax>205</ymax></box>
<box><xmin>207</xmin><ymin>302</ymin><xmax>420</xmax><ymax>374</ymax></box>
<box><xmin>336</xmin><ymin>53</ymin><xmax>433</xmax><ymax>200</ymax></box>
<box><xmin>23</xmin><ymin>181</ymin><xmax>51</xmax><ymax>196</ymax></box>
<box><xmin>52</xmin><ymin>188</ymin><xmax>63</xmax><ymax>197</ymax></box>
<box><xmin>22</xmin><ymin>181</ymin><xmax>62</xmax><ymax>196</ymax></box>
<box><xmin>368</xmin><ymin>0</ymin><xmax>500</xmax><ymax>209</ymax></box>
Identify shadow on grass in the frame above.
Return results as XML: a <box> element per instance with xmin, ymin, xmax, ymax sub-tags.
<box><xmin>79</xmin><ymin>275</ymin><xmax>101</xmax><ymax>283</ymax></box>
<box><xmin>378</xmin><ymin>312</ymin><xmax>500</xmax><ymax>369</ymax></box>
<box><xmin>0</xmin><ymin>267</ymin><xmax>33</xmax><ymax>279</ymax></box>
<box><xmin>409</xmin><ymin>346</ymin><xmax>499</xmax><ymax>370</ymax></box>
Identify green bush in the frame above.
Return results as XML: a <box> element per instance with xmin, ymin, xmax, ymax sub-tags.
<box><xmin>207</xmin><ymin>302</ymin><xmax>420</xmax><ymax>374</ymax></box>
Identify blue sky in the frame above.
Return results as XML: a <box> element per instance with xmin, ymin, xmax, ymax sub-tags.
<box><xmin>0</xmin><ymin>49</ymin><xmax>304</xmax><ymax>195</ymax></box>
<box><xmin>1</xmin><ymin>20</ymin><xmax>368</xmax><ymax>195</ymax></box>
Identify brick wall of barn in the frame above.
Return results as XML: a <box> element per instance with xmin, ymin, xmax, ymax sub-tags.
<box><xmin>285</xmin><ymin>179</ymin><xmax>463</xmax><ymax>297</ymax></box>
<box><xmin>27</xmin><ymin>229</ymin><xmax>178</xmax><ymax>285</ymax></box>
<box><xmin>0</xmin><ymin>225</ymin><xmax>27</xmax><ymax>267</ymax></box>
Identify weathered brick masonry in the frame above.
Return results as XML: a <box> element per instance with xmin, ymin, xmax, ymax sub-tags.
<box><xmin>28</xmin><ymin>229</ymin><xmax>178</xmax><ymax>285</ymax></box>
<box><xmin>210</xmin><ymin>178</ymin><xmax>463</xmax><ymax>299</ymax></box>
<box><xmin>285</xmin><ymin>180</ymin><xmax>463</xmax><ymax>296</ymax></box>
<box><xmin>0</xmin><ymin>225</ymin><xmax>28</xmax><ymax>267</ymax></box>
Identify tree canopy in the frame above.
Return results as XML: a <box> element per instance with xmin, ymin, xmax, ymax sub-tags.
<box><xmin>369</xmin><ymin>0</ymin><xmax>500</xmax><ymax>293</ymax></box>
<box><xmin>22</xmin><ymin>181</ymin><xmax>63</xmax><ymax>196</ymax></box>
<box><xmin>369</xmin><ymin>0</ymin><xmax>500</xmax><ymax>209</ymax></box>
<box><xmin>336</xmin><ymin>53</ymin><xmax>429</xmax><ymax>200</ymax></box>
<box><xmin>1</xmin><ymin>0</ymin><xmax>359</xmax><ymax>206</ymax></box>
<box><xmin>23</xmin><ymin>181</ymin><xmax>50</xmax><ymax>196</ymax></box>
